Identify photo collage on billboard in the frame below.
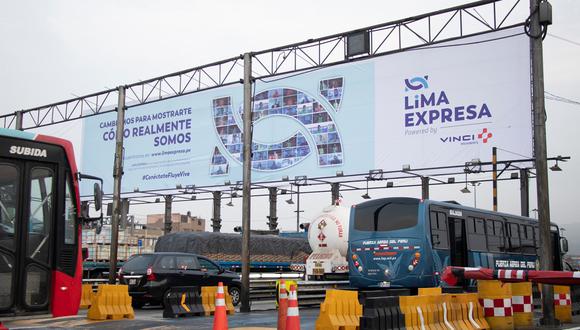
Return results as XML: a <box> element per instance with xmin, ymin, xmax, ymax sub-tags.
<box><xmin>247</xmin><ymin>88</ymin><xmax>343</xmax><ymax>169</ymax></box>
<box><xmin>210</xmin><ymin>87</ymin><xmax>343</xmax><ymax>175</ymax></box>
<box><xmin>319</xmin><ymin>77</ymin><xmax>344</xmax><ymax>111</ymax></box>
<box><xmin>210</xmin><ymin>146</ymin><xmax>229</xmax><ymax>176</ymax></box>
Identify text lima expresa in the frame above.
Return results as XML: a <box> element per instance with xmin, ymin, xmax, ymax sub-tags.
<box><xmin>404</xmin><ymin>91</ymin><xmax>492</xmax><ymax>127</ymax></box>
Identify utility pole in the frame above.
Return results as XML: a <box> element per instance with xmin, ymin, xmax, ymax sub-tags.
<box><xmin>108</xmin><ymin>85</ymin><xmax>125</xmax><ymax>284</ymax></box>
<box><xmin>240</xmin><ymin>52</ymin><xmax>253</xmax><ymax>313</ymax></box>
<box><xmin>530</xmin><ymin>0</ymin><xmax>556</xmax><ymax>325</ymax></box>
<box><xmin>492</xmin><ymin>147</ymin><xmax>498</xmax><ymax>211</ymax></box>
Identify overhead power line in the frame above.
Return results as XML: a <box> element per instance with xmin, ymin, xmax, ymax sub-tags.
<box><xmin>545</xmin><ymin>91</ymin><xmax>580</xmax><ymax>107</ymax></box>
<box><xmin>548</xmin><ymin>33</ymin><xmax>580</xmax><ymax>47</ymax></box>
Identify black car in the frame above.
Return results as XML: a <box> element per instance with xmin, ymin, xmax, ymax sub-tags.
<box><xmin>119</xmin><ymin>252</ymin><xmax>241</xmax><ymax>307</ymax></box>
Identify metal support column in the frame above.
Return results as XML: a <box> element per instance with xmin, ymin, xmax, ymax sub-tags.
<box><xmin>421</xmin><ymin>177</ymin><xmax>430</xmax><ymax>200</ymax></box>
<box><xmin>530</xmin><ymin>0</ymin><xmax>556</xmax><ymax>325</ymax></box>
<box><xmin>212</xmin><ymin>191</ymin><xmax>222</xmax><ymax>232</ymax></box>
<box><xmin>331</xmin><ymin>183</ymin><xmax>340</xmax><ymax>205</ymax></box>
<box><xmin>163</xmin><ymin>195</ymin><xmax>173</xmax><ymax>235</ymax></box>
<box><xmin>108</xmin><ymin>85</ymin><xmax>125</xmax><ymax>284</ymax></box>
<box><xmin>520</xmin><ymin>169</ymin><xmax>530</xmax><ymax>217</ymax></box>
<box><xmin>267</xmin><ymin>187</ymin><xmax>278</xmax><ymax>231</ymax></box>
<box><xmin>240</xmin><ymin>52</ymin><xmax>253</xmax><ymax>313</ymax></box>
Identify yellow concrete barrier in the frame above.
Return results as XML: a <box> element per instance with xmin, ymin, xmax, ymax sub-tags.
<box><xmin>478</xmin><ymin>280</ymin><xmax>514</xmax><ymax>330</ymax></box>
<box><xmin>511</xmin><ymin>282</ymin><xmax>533</xmax><ymax>329</ymax></box>
<box><xmin>201</xmin><ymin>286</ymin><xmax>235</xmax><ymax>316</ymax></box>
<box><xmin>87</xmin><ymin>284</ymin><xmax>134</xmax><ymax>320</ymax></box>
<box><xmin>418</xmin><ymin>287</ymin><xmax>442</xmax><ymax>296</ymax></box>
<box><xmin>455</xmin><ymin>293</ymin><xmax>490</xmax><ymax>330</ymax></box>
<box><xmin>315</xmin><ymin>289</ymin><xmax>362</xmax><ymax>330</ymax></box>
<box><xmin>399</xmin><ymin>295</ymin><xmax>424</xmax><ymax>330</ymax></box>
<box><xmin>554</xmin><ymin>285</ymin><xmax>572</xmax><ymax>323</ymax></box>
<box><xmin>79</xmin><ymin>284</ymin><xmax>94</xmax><ymax>309</ymax></box>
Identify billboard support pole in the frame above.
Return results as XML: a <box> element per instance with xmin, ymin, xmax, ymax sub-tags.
<box><xmin>212</xmin><ymin>191</ymin><xmax>222</xmax><ymax>232</ymax></box>
<box><xmin>520</xmin><ymin>169</ymin><xmax>530</xmax><ymax>217</ymax></box>
<box><xmin>108</xmin><ymin>85</ymin><xmax>126</xmax><ymax>285</ymax></box>
<box><xmin>529</xmin><ymin>0</ymin><xmax>556</xmax><ymax>325</ymax></box>
<box><xmin>267</xmin><ymin>187</ymin><xmax>278</xmax><ymax>231</ymax></box>
<box><xmin>163</xmin><ymin>195</ymin><xmax>173</xmax><ymax>235</ymax></box>
<box><xmin>240</xmin><ymin>52</ymin><xmax>253</xmax><ymax>313</ymax></box>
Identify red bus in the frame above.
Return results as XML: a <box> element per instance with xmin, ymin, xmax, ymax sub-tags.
<box><xmin>0</xmin><ymin>128</ymin><xmax>102</xmax><ymax>317</ymax></box>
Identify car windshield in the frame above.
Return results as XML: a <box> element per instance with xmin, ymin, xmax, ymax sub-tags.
<box><xmin>123</xmin><ymin>254</ymin><xmax>155</xmax><ymax>272</ymax></box>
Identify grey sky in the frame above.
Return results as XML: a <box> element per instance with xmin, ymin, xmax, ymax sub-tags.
<box><xmin>0</xmin><ymin>0</ymin><xmax>578</xmax><ymax>234</ymax></box>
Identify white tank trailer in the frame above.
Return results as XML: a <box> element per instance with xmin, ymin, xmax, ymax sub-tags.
<box><xmin>306</xmin><ymin>205</ymin><xmax>350</xmax><ymax>280</ymax></box>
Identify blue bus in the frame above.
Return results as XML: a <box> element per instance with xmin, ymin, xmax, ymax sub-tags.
<box><xmin>348</xmin><ymin>197</ymin><xmax>568</xmax><ymax>289</ymax></box>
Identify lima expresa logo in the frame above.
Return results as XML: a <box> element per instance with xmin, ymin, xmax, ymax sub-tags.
<box><xmin>440</xmin><ymin>127</ymin><xmax>494</xmax><ymax>145</ymax></box>
<box><xmin>404</xmin><ymin>76</ymin><xmax>429</xmax><ymax>91</ymax></box>
<box><xmin>403</xmin><ymin>75</ymin><xmax>492</xmax><ymax>128</ymax></box>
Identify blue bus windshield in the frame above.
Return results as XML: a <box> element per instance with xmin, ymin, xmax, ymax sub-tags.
<box><xmin>353</xmin><ymin>199</ymin><xmax>419</xmax><ymax>232</ymax></box>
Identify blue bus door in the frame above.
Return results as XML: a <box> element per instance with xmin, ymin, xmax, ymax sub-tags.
<box><xmin>448</xmin><ymin>217</ymin><xmax>467</xmax><ymax>267</ymax></box>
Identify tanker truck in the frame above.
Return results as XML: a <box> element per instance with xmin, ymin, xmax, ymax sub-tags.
<box><xmin>306</xmin><ymin>204</ymin><xmax>351</xmax><ymax>280</ymax></box>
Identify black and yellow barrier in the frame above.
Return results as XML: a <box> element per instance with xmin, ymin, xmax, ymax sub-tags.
<box><xmin>163</xmin><ymin>286</ymin><xmax>205</xmax><ymax>318</ymax></box>
<box><xmin>87</xmin><ymin>284</ymin><xmax>134</xmax><ymax>320</ymax></box>
<box><xmin>554</xmin><ymin>285</ymin><xmax>572</xmax><ymax>323</ymax></box>
<box><xmin>359</xmin><ymin>296</ymin><xmax>405</xmax><ymax>330</ymax></box>
<box><xmin>79</xmin><ymin>284</ymin><xmax>94</xmax><ymax>309</ymax></box>
<box><xmin>201</xmin><ymin>285</ymin><xmax>235</xmax><ymax>316</ymax></box>
<box><xmin>478</xmin><ymin>280</ymin><xmax>514</xmax><ymax>330</ymax></box>
<box><xmin>315</xmin><ymin>289</ymin><xmax>362</xmax><ymax>329</ymax></box>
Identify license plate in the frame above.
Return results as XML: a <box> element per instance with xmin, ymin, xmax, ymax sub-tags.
<box><xmin>129</xmin><ymin>279</ymin><xmax>137</xmax><ymax>285</ymax></box>
<box><xmin>313</xmin><ymin>268</ymin><xmax>324</xmax><ymax>275</ymax></box>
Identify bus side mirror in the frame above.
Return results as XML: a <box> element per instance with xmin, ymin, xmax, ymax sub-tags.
<box><xmin>94</xmin><ymin>183</ymin><xmax>102</xmax><ymax>211</ymax></box>
<box><xmin>561</xmin><ymin>237</ymin><xmax>569</xmax><ymax>254</ymax></box>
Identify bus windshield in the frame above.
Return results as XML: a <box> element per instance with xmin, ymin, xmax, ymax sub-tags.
<box><xmin>353</xmin><ymin>199</ymin><xmax>419</xmax><ymax>232</ymax></box>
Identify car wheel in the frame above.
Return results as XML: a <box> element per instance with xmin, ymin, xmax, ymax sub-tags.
<box><xmin>229</xmin><ymin>286</ymin><xmax>241</xmax><ymax>307</ymax></box>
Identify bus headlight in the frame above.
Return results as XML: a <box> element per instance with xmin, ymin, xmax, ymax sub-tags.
<box><xmin>384</xmin><ymin>268</ymin><xmax>390</xmax><ymax>275</ymax></box>
<box><xmin>358</xmin><ymin>266</ymin><xmax>363</xmax><ymax>272</ymax></box>
<box><xmin>408</xmin><ymin>264</ymin><xmax>414</xmax><ymax>271</ymax></box>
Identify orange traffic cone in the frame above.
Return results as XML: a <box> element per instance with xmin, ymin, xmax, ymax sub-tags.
<box><xmin>213</xmin><ymin>282</ymin><xmax>228</xmax><ymax>330</ymax></box>
<box><xmin>286</xmin><ymin>285</ymin><xmax>300</xmax><ymax>330</ymax></box>
<box><xmin>278</xmin><ymin>280</ymin><xmax>288</xmax><ymax>330</ymax></box>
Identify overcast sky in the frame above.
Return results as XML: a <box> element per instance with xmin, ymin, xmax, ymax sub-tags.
<box><xmin>1</xmin><ymin>0</ymin><xmax>578</xmax><ymax>234</ymax></box>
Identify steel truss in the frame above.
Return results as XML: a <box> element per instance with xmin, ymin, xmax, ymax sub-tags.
<box><xmin>1</xmin><ymin>0</ymin><xmax>527</xmax><ymax>129</ymax></box>
<box><xmin>93</xmin><ymin>156</ymin><xmax>568</xmax><ymax>206</ymax></box>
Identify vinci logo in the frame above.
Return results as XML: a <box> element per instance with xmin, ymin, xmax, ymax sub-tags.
<box><xmin>404</xmin><ymin>76</ymin><xmax>429</xmax><ymax>91</ymax></box>
<box><xmin>440</xmin><ymin>128</ymin><xmax>494</xmax><ymax>145</ymax></box>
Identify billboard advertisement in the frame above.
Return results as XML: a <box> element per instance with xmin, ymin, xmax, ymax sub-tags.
<box><xmin>82</xmin><ymin>27</ymin><xmax>532</xmax><ymax>193</ymax></box>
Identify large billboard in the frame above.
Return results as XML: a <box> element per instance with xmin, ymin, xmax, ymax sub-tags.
<box><xmin>82</xmin><ymin>27</ymin><xmax>532</xmax><ymax>193</ymax></box>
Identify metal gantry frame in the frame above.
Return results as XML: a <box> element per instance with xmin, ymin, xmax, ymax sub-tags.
<box><xmin>1</xmin><ymin>0</ymin><xmax>528</xmax><ymax>130</ymax></box>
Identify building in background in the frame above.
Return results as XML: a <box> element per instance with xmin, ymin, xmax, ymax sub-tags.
<box><xmin>146</xmin><ymin>211</ymin><xmax>206</xmax><ymax>236</ymax></box>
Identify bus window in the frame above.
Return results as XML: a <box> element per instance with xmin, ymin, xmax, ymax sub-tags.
<box><xmin>64</xmin><ymin>176</ymin><xmax>76</xmax><ymax>245</ymax></box>
<box><xmin>27</xmin><ymin>167</ymin><xmax>53</xmax><ymax>265</ymax></box>
<box><xmin>0</xmin><ymin>163</ymin><xmax>18</xmax><ymax>309</ymax></box>
<box><xmin>520</xmin><ymin>224</ymin><xmax>535</xmax><ymax>254</ymax></box>
<box><xmin>430</xmin><ymin>211</ymin><xmax>449</xmax><ymax>249</ymax></box>
<box><xmin>354</xmin><ymin>200</ymin><xmax>418</xmax><ymax>232</ymax></box>
<box><xmin>467</xmin><ymin>217</ymin><xmax>487</xmax><ymax>251</ymax></box>
<box><xmin>487</xmin><ymin>219</ymin><xmax>505</xmax><ymax>252</ymax></box>
<box><xmin>507</xmin><ymin>222</ymin><xmax>521</xmax><ymax>252</ymax></box>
